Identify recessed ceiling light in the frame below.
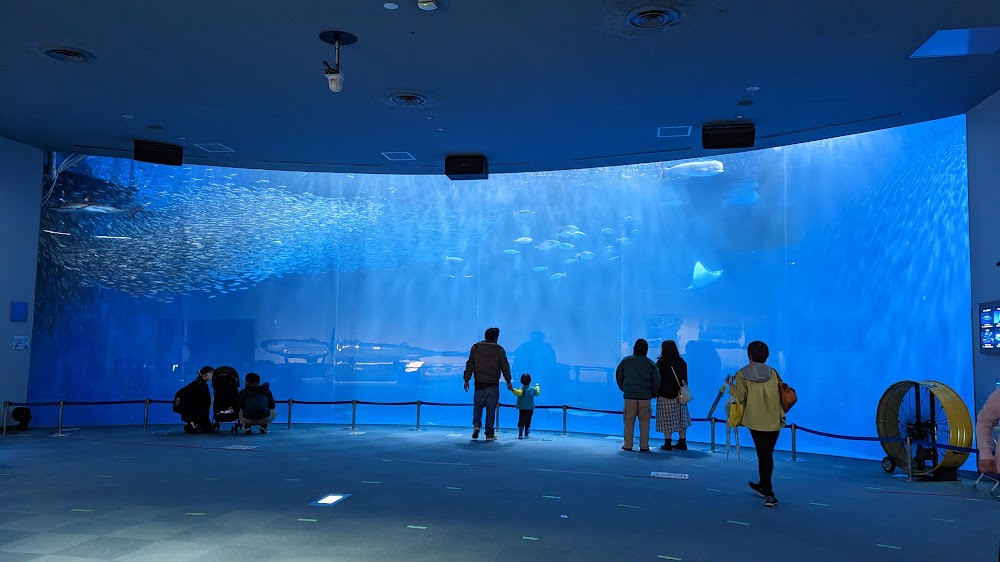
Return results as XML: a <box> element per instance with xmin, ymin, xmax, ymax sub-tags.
<box><xmin>911</xmin><ymin>26</ymin><xmax>1000</xmax><ymax>58</ymax></box>
<box><xmin>384</xmin><ymin>2</ymin><xmax>399</xmax><ymax>9</ymax></box>
<box><xmin>43</xmin><ymin>47</ymin><xmax>93</xmax><ymax>63</ymax></box>
<box><xmin>382</xmin><ymin>151</ymin><xmax>416</xmax><ymax>161</ymax></box>
<box><xmin>626</xmin><ymin>7</ymin><xmax>681</xmax><ymax>29</ymax></box>
<box><xmin>195</xmin><ymin>143</ymin><xmax>235</xmax><ymax>153</ymax></box>
<box><xmin>656</xmin><ymin>126</ymin><xmax>692</xmax><ymax>138</ymax></box>
<box><xmin>388</xmin><ymin>93</ymin><xmax>429</xmax><ymax>106</ymax></box>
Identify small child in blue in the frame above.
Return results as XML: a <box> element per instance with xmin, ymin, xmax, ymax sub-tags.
<box><xmin>512</xmin><ymin>373</ymin><xmax>541</xmax><ymax>439</ymax></box>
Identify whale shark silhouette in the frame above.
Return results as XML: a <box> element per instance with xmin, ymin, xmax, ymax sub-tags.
<box><xmin>686</xmin><ymin>261</ymin><xmax>723</xmax><ymax>290</ymax></box>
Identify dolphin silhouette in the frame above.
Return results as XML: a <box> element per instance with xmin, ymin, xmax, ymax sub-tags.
<box><xmin>686</xmin><ymin>261</ymin><xmax>723</xmax><ymax>290</ymax></box>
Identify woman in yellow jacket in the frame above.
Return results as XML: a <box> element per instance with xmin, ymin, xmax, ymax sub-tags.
<box><xmin>729</xmin><ymin>340</ymin><xmax>785</xmax><ymax>508</ymax></box>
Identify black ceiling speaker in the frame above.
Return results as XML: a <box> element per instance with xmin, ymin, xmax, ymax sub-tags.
<box><xmin>445</xmin><ymin>154</ymin><xmax>488</xmax><ymax>180</ymax></box>
<box><xmin>134</xmin><ymin>140</ymin><xmax>183</xmax><ymax>166</ymax></box>
<box><xmin>702</xmin><ymin>122</ymin><xmax>755</xmax><ymax>150</ymax></box>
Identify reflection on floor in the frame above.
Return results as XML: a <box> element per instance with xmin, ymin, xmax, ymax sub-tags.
<box><xmin>0</xmin><ymin>425</ymin><xmax>993</xmax><ymax>561</ymax></box>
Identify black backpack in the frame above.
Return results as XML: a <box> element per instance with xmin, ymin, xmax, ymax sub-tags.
<box><xmin>173</xmin><ymin>384</ymin><xmax>190</xmax><ymax>414</ymax></box>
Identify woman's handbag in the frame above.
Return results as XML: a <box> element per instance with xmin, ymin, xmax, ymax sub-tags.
<box><xmin>775</xmin><ymin>371</ymin><xmax>797</xmax><ymax>412</ymax></box>
<box><xmin>671</xmin><ymin>366</ymin><xmax>693</xmax><ymax>405</ymax></box>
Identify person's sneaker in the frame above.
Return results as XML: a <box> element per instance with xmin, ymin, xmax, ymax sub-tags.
<box><xmin>518</xmin><ymin>428</ymin><xmax>524</xmax><ymax>439</ymax></box>
<box><xmin>764</xmin><ymin>495</ymin><xmax>777</xmax><ymax>508</ymax></box>
<box><xmin>486</xmin><ymin>435</ymin><xmax>497</xmax><ymax>442</ymax></box>
<box><xmin>259</xmin><ymin>426</ymin><xmax>268</xmax><ymax>434</ymax></box>
<box><xmin>660</xmin><ymin>441</ymin><xmax>673</xmax><ymax>450</ymax></box>
<box><xmin>472</xmin><ymin>426</ymin><xmax>480</xmax><ymax>440</ymax></box>
<box><xmin>183</xmin><ymin>423</ymin><xmax>196</xmax><ymax>434</ymax></box>
<box><xmin>748</xmin><ymin>482</ymin><xmax>765</xmax><ymax>497</ymax></box>
<box><xmin>674</xmin><ymin>439</ymin><xmax>688</xmax><ymax>451</ymax></box>
<box><xmin>524</xmin><ymin>429</ymin><xmax>530</xmax><ymax>438</ymax></box>
<box><xmin>245</xmin><ymin>427</ymin><xmax>252</xmax><ymax>435</ymax></box>
<box><xmin>622</xmin><ymin>446</ymin><xmax>633</xmax><ymax>451</ymax></box>
<box><xmin>640</xmin><ymin>448</ymin><xmax>650</xmax><ymax>452</ymax></box>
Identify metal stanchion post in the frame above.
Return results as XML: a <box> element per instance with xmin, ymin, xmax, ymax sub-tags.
<box><xmin>710</xmin><ymin>418</ymin><xmax>716</xmax><ymax>453</ymax></box>
<box><xmin>351</xmin><ymin>400</ymin><xmax>357</xmax><ymax>432</ymax></box>
<box><xmin>791</xmin><ymin>423</ymin><xmax>797</xmax><ymax>461</ymax></box>
<box><xmin>57</xmin><ymin>400</ymin><xmax>65</xmax><ymax>436</ymax></box>
<box><xmin>416</xmin><ymin>400</ymin><xmax>422</xmax><ymax>431</ymax></box>
<box><xmin>2</xmin><ymin>401</ymin><xmax>9</xmax><ymax>436</ymax></box>
<box><xmin>143</xmin><ymin>399</ymin><xmax>151</xmax><ymax>431</ymax></box>
<box><xmin>906</xmin><ymin>437</ymin><xmax>913</xmax><ymax>482</ymax></box>
<box><xmin>562</xmin><ymin>405</ymin><xmax>568</xmax><ymax>436</ymax></box>
<box><xmin>287</xmin><ymin>399</ymin><xmax>294</xmax><ymax>430</ymax></box>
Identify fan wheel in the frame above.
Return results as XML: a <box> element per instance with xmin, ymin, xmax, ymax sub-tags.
<box><xmin>875</xmin><ymin>381</ymin><xmax>972</xmax><ymax>476</ymax></box>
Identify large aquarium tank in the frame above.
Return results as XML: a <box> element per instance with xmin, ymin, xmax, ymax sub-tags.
<box><xmin>26</xmin><ymin>115</ymin><xmax>971</xmax><ymax>461</ymax></box>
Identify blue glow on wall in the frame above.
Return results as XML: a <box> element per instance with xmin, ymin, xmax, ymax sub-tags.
<box><xmin>26</xmin><ymin>115</ymin><xmax>972</xmax><ymax>461</ymax></box>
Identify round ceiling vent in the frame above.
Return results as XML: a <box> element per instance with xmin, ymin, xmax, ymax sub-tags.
<box><xmin>388</xmin><ymin>93</ymin><xmax>428</xmax><ymax>106</ymax></box>
<box><xmin>43</xmin><ymin>48</ymin><xmax>93</xmax><ymax>63</ymax></box>
<box><xmin>627</xmin><ymin>6</ymin><xmax>680</xmax><ymax>29</ymax></box>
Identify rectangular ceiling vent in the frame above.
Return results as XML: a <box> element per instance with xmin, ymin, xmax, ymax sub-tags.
<box><xmin>657</xmin><ymin>126</ymin><xmax>692</xmax><ymax>138</ymax></box>
<box><xmin>194</xmin><ymin>143</ymin><xmax>235</xmax><ymax>153</ymax></box>
<box><xmin>910</xmin><ymin>26</ymin><xmax>1000</xmax><ymax>58</ymax></box>
<box><xmin>381</xmin><ymin>151</ymin><xmax>416</xmax><ymax>161</ymax></box>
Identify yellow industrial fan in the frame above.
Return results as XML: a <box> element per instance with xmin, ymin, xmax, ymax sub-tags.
<box><xmin>875</xmin><ymin>380</ymin><xmax>972</xmax><ymax>481</ymax></box>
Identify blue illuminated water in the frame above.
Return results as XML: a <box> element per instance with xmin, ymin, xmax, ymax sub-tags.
<box><xmin>26</xmin><ymin>115</ymin><xmax>972</xmax><ymax>462</ymax></box>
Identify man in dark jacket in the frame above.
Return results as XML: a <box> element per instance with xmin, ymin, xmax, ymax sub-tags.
<box><xmin>180</xmin><ymin>366</ymin><xmax>214</xmax><ymax>434</ymax></box>
<box><xmin>238</xmin><ymin>372</ymin><xmax>277</xmax><ymax>434</ymax></box>
<box><xmin>615</xmin><ymin>339</ymin><xmax>660</xmax><ymax>452</ymax></box>
<box><xmin>463</xmin><ymin>327</ymin><xmax>513</xmax><ymax>441</ymax></box>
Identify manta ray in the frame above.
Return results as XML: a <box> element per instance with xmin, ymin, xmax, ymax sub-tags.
<box><xmin>686</xmin><ymin>261</ymin><xmax>723</xmax><ymax>290</ymax></box>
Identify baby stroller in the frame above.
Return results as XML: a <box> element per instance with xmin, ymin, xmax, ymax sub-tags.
<box><xmin>212</xmin><ymin>366</ymin><xmax>243</xmax><ymax>434</ymax></box>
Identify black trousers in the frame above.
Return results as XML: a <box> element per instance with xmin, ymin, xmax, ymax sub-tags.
<box><xmin>518</xmin><ymin>409</ymin><xmax>534</xmax><ymax>429</ymax></box>
<box><xmin>749</xmin><ymin>429</ymin><xmax>780</xmax><ymax>495</ymax></box>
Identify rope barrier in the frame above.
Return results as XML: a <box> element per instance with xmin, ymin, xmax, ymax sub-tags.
<box><xmin>2</xmin><ymin>398</ymin><xmax>980</xmax><ymax>455</ymax></box>
<box><xmin>795</xmin><ymin>426</ymin><xmax>896</xmax><ymax>443</ymax></box>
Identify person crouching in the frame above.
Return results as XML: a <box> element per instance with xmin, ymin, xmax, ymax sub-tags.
<box><xmin>238</xmin><ymin>373</ymin><xmax>276</xmax><ymax>434</ymax></box>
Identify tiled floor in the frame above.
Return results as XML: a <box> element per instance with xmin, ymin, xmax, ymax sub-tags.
<box><xmin>0</xmin><ymin>424</ymin><xmax>994</xmax><ymax>561</ymax></box>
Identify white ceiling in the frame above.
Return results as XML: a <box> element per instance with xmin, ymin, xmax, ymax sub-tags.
<box><xmin>0</xmin><ymin>0</ymin><xmax>998</xmax><ymax>174</ymax></box>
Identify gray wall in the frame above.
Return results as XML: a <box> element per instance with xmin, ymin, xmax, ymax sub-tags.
<box><xmin>968</xmin><ymin>89</ymin><xmax>1000</xmax><ymax>413</ymax></box>
<box><xmin>0</xmin><ymin>136</ymin><xmax>42</xmax><ymax>404</ymax></box>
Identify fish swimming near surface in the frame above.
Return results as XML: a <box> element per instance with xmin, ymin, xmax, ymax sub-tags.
<box><xmin>564</xmin><ymin>258</ymin><xmax>578</xmax><ymax>264</ymax></box>
<box><xmin>514</xmin><ymin>209</ymin><xmax>535</xmax><ymax>216</ymax></box>
<box><xmin>503</xmin><ymin>249</ymin><xmax>520</xmax><ymax>255</ymax></box>
<box><xmin>49</xmin><ymin>195</ymin><xmax>150</xmax><ymax>218</ymax></box>
<box><xmin>532</xmin><ymin>266</ymin><xmax>548</xmax><ymax>272</ymax></box>
<box><xmin>577</xmin><ymin>251</ymin><xmax>596</xmax><ymax>260</ymax></box>
<box><xmin>514</xmin><ymin>237</ymin><xmax>534</xmax><ymax>244</ymax></box>
<box><xmin>536</xmin><ymin>240</ymin><xmax>560</xmax><ymax>251</ymax></box>
<box><xmin>444</xmin><ymin>256</ymin><xmax>464</xmax><ymax>262</ymax></box>
<box><xmin>260</xmin><ymin>338</ymin><xmax>330</xmax><ymax>363</ymax></box>
<box><xmin>659</xmin><ymin>160</ymin><xmax>725</xmax><ymax>178</ymax></box>
<box><xmin>602</xmin><ymin>228</ymin><xmax>616</xmax><ymax>235</ymax></box>
<box><xmin>686</xmin><ymin>261</ymin><xmax>723</xmax><ymax>290</ymax></box>
<box><xmin>550</xmin><ymin>272</ymin><xmax>567</xmax><ymax>279</ymax></box>
<box><xmin>558</xmin><ymin>242</ymin><xmax>575</xmax><ymax>250</ymax></box>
